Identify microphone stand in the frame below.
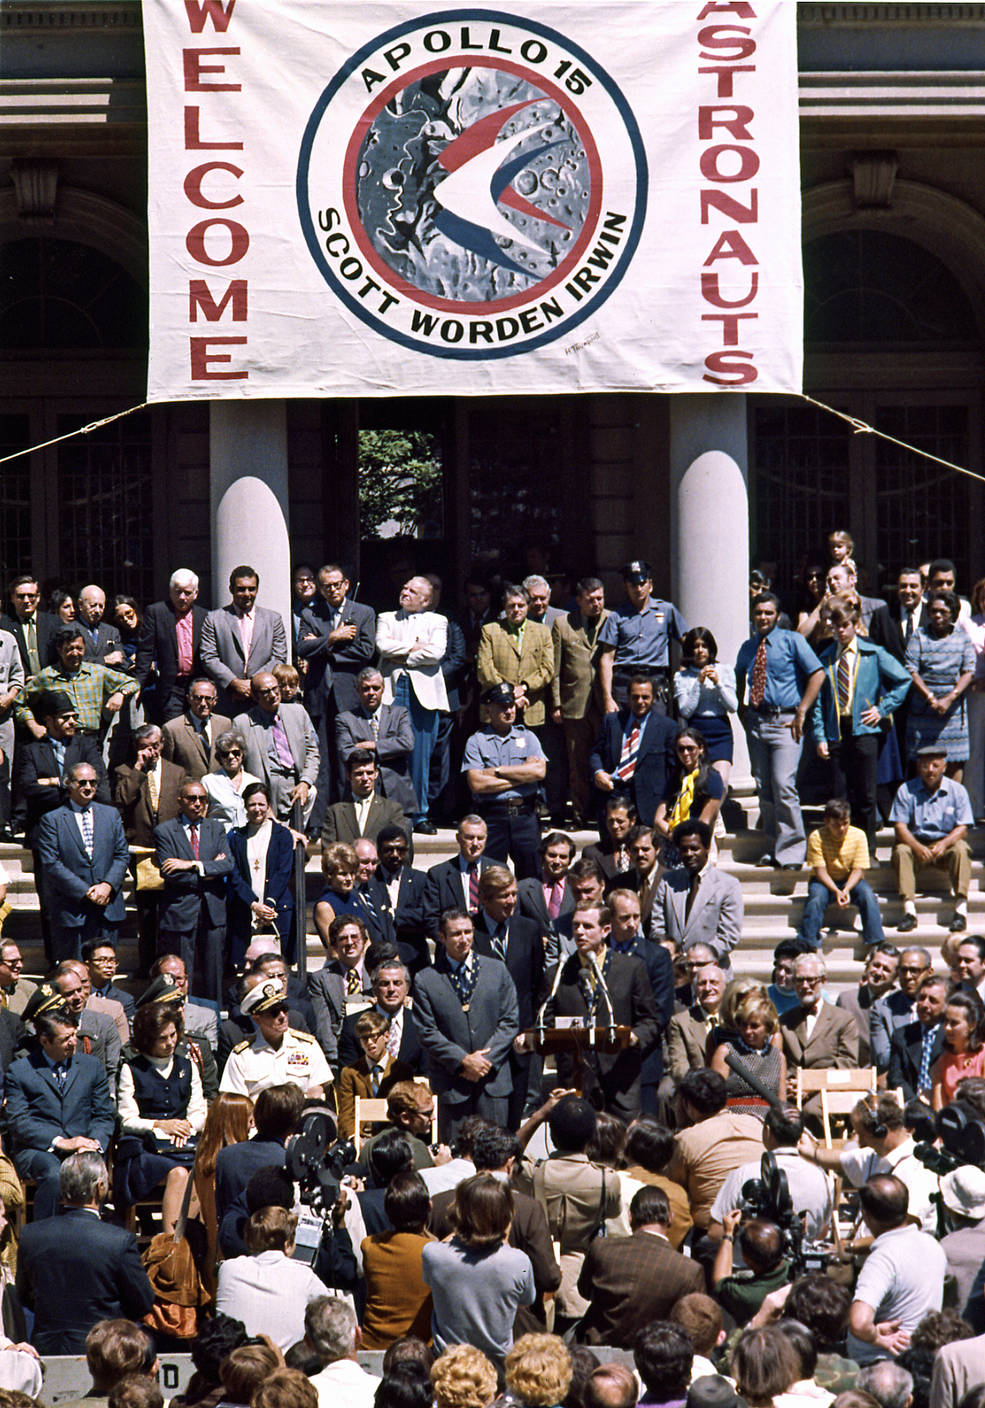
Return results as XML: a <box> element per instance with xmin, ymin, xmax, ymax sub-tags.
<box><xmin>535</xmin><ymin>959</ymin><xmax>565</xmax><ymax>1045</ymax></box>
<box><xmin>589</xmin><ymin>951</ymin><xmax>617</xmax><ymax>1043</ymax></box>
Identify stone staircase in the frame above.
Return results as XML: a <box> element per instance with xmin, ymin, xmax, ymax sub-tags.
<box><xmin>5</xmin><ymin>782</ymin><xmax>984</xmax><ymax>992</ymax></box>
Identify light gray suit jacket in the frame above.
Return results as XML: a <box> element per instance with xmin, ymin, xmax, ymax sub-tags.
<box><xmin>648</xmin><ymin>865</ymin><xmax>743</xmax><ymax>965</ymax></box>
<box><xmin>413</xmin><ymin>954</ymin><xmax>519</xmax><ymax>1104</ymax></box>
<box><xmin>930</xmin><ymin>1330</ymin><xmax>985</xmax><ymax>1408</ymax></box>
<box><xmin>233</xmin><ymin>702</ymin><xmax>320</xmax><ymax>790</ymax></box>
<box><xmin>0</xmin><ymin>630</ymin><xmax>25</xmax><ymax>760</ymax></box>
<box><xmin>200</xmin><ymin>604</ymin><xmax>288</xmax><ymax>712</ymax></box>
<box><xmin>335</xmin><ymin>704</ymin><xmax>417</xmax><ymax>815</ymax></box>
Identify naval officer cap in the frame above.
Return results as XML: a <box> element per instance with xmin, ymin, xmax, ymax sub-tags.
<box><xmin>241</xmin><ymin>978</ymin><xmax>288</xmax><ymax>1016</ymax></box>
<box><xmin>481</xmin><ymin>682</ymin><xmax>517</xmax><ymax>708</ymax></box>
<box><xmin>622</xmin><ymin>560</ymin><xmax>652</xmax><ymax>583</ymax></box>
<box><xmin>136</xmin><ymin>973</ymin><xmax>182</xmax><ymax>1009</ymax></box>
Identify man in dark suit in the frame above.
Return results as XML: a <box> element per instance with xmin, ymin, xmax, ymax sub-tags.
<box><xmin>75</xmin><ymin>585</ymin><xmax>125</xmax><ymax>666</ymax></box>
<box><xmin>868</xmin><ymin>568</ymin><xmax>928</xmax><ymax>665</ymax></box>
<box><xmin>4</xmin><ymin>995</ymin><xmax>116</xmax><ymax>1219</ymax></box>
<box><xmin>113</xmin><ymin>722</ymin><xmax>187</xmax><ymax>975</ymax></box>
<box><xmin>375</xmin><ymin>825</ymin><xmax>430</xmax><ymax>974</ymax></box>
<box><xmin>321</xmin><ymin>751</ymin><xmax>409</xmax><ymax>847</ymax></box>
<box><xmin>606</xmin><ymin>887</ymin><xmax>674</xmax><ymax>1113</ymax></box>
<box><xmin>547</xmin><ymin>899</ymin><xmax>661</xmax><ymax>1122</ymax></box>
<box><xmin>887</xmin><ymin>971</ymin><xmax>948</xmax><ymax>1101</ymax></box>
<box><xmin>516</xmin><ymin>831</ymin><xmax>576</xmax><ymax>937</ymax></box>
<box><xmin>135</xmin><ymin>569</ymin><xmax>209</xmax><ymax>723</ymax></box>
<box><xmin>472</xmin><ymin>864</ymin><xmax>547</xmax><ymax>1126</ymax></box>
<box><xmin>413</xmin><ymin>909</ymin><xmax>519</xmax><ymax>1141</ymax></box>
<box><xmin>336</xmin><ymin>666</ymin><xmax>418</xmax><ymax>817</ymax></box>
<box><xmin>16</xmin><ymin>1149</ymin><xmax>153</xmax><ymax>1351</ymax></box>
<box><xmin>161</xmin><ymin>676</ymin><xmax>232</xmax><ymax>779</ymax></box>
<box><xmin>589</xmin><ymin>676</ymin><xmax>678</xmax><ymax>829</ymax></box>
<box><xmin>155</xmin><ymin>778</ymin><xmax>234</xmax><ymax>1002</ymax></box>
<box><xmin>353</xmin><ymin>837</ymin><xmax>399</xmax><ymax>947</ymax></box>
<box><xmin>422</xmin><ymin>813</ymin><xmax>492</xmax><ymax>937</ymax></box>
<box><xmin>576</xmin><ymin>1184</ymin><xmax>704</xmax><ymax>1345</ymax></box>
<box><xmin>0</xmin><ymin>574</ymin><xmax>58</xmax><ymax>678</ymax></box>
<box><xmin>36</xmin><ymin>762</ymin><xmax>130</xmax><ymax>960</ymax></box>
<box><xmin>200</xmin><ymin>565</ymin><xmax>289</xmax><ymax>717</ymax></box>
<box><xmin>337</xmin><ymin>958</ymin><xmax>423</xmax><ymax>1070</ymax></box>
<box><xmin>215</xmin><ymin>1080</ymin><xmax>302</xmax><ymax>1231</ymax></box>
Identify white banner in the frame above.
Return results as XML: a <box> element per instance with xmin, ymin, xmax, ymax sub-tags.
<box><xmin>144</xmin><ymin>0</ymin><xmax>802</xmax><ymax>400</ymax></box>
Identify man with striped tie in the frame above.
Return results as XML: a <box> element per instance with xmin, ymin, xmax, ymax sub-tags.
<box><xmin>589</xmin><ymin>675</ymin><xmax>678</xmax><ymax>831</ymax></box>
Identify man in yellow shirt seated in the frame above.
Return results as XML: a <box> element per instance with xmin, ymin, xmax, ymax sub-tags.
<box><xmin>798</xmin><ymin>797</ymin><xmax>885</xmax><ymax>950</ymax></box>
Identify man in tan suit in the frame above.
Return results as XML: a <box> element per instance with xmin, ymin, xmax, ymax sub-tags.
<box><xmin>551</xmin><ymin>577</ymin><xmax>609</xmax><ymax>824</ymax></box>
<box><xmin>161</xmin><ymin>677</ymin><xmax>232</xmax><ymax>780</ymax></box>
<box><xmin>666</xmin><ymin>962</ymin><xmax>726</xmax><ymax>1080</ymax></box>
<box><xmin>477</xmin><ymin>583</ymin><xmax>555</xmax><ymax>729</ymax></box>
<box><xmin>779</xmin><ymin>952</ymin><xmax>859</xmax><ymax>1088</ymax></box>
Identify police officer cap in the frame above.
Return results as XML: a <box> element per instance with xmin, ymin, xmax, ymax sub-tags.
<box><xmin>916</xmin><ymin>743</ymin><xmax>948</xmax><ymax>758</ymax></box>
<box><xmin>31</xmin><ymin>689</ymin><xmax>76</xmax><ymax>723</ymax></box>
<box><xmin>23</xmin><ymin>982</ymin><xmax>69</xmax><ymax>1024</ymax></box>
<box><xmin>481</xmin><ymin>682</ymin><xmax>516</xmax><ymax>708</ymax></box>
<box><xmin>241</xmin><ymin>978</ymin><xmax>287</xmax><ymax>1016</ymax></box>
<box><xmin>136</xmin><ymin>973</ymin><xmax>182</xmax><ymax>1009</ymax></box>
<box><xmin>622</xmin><ymin>559</ymin><xmax>652</xmax><ymax>583</ymax></box>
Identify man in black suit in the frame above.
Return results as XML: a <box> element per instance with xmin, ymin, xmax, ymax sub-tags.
<box><xmin>589</xmin><ymin>676</ymin><xmax>678</xmax><ymax>829</ymax></box>
<box><xmin>0</xmin><ymin>574</ymin><xmax>58</xmax><ymax>678</ymax></box>
<box><xmin>16</xmin><ymin>1149</ymin><xmax>153</xmax><ymax>1353</ymax></box>
<box><xmin>547</xmin><ymin>899</ymin><xmax>661</xmax><ymax>1122</ymax></box>
<box><xmin>353</xmin><ymin>837</ymin><xmax>399</xmax><ymax>947</ymax></box>
<box><xmin>606</xmin><ymin>887</ymin><xmax>675</xmax><ymax>1114</ymax></box>
<box><xmin>337</xmin><ymin>958</ymin><xmax>423</xmax><ymax>1070</ymax></box>
<box><xmin>154</xmin><ymin>778</ymin><xmax>234</xmax><ymax>1002</ymax></box>
<box><xmin>135</xmin><ymin>569</ymin><xmax>209</xmax><ymax>723</ymax></box>
<box><xmin>4</xmin><ymin>993</ymin><xmax>116</xmax><ymax>1219</ymax></box>
<box><xmin>472</xmin><ymin>864</ymin><xmax>548</xmax><ymax>1127</ymax></box>
<box><xmin>422</xmin><ymin>813</ymin><xmax>492</xmax><ymax>937</ymax></box>
<box><xmin>75</xmin><ymin>585</ymin><xmax>125</xmax><ymax>666</ymax></box>
<box><xmin>887</xmin><ymin>971</ymin><xmax>948</xmax><ymax>1102</ymax></box>
<box><xmin>868</xmin><ymin>567</ymin><xmax>928</xmax><ymax>664</ymax></box>
<box><xmin>516</xmin><ymin>831</ymin><xmax>576</xmax><ymax>936</ymax></box>
<box><xmin>375</xmin><ymin>825</ymin><xmax>430</xmax><ymax>974</ymax></box>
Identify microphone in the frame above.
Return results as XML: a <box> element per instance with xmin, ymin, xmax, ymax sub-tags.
<box><xmin>588</xmin><ymin>951</ymin><xmax>617</xmax><ymax>1040</ymax></box>
<box><xmin>535</xmin><ymin>958</ymin><xmax>566</xmax><ymax>1040</ymax></box>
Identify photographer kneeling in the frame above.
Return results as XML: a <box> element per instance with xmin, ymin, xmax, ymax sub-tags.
<box><xmin>712</xmin><ymin>1214</ymin><xmax>791</xmax><ymax>1326</ymax></box>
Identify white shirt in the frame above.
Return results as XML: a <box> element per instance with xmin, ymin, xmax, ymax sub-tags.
<box><xmin>419</xmin><ymin>1156</ymin><xmax>477</xmax><ymax>1196</ymax></box>
<box><xmin>118</xmin><ymin>1054</ymin><xmax>207</xmax><ymax>1138</ymax></box>
<box><xmin>246</xmin><ymin>818</ymin><xmax>273</xmax><ymax>903</ymax></box>
<box><xmin>710</xmin><ymin>1147</ymin><xmax>834</xmax><ymax>1240</ymax></box>
<box><xmin>839</xmin><ymin>1136</ymin><xmax>939</xmax><ymax>1232</ymax></box>
<box><xmin>215</xmin><ymin>1249</ymin><xmax>346</xmax><ymax>1353</ymax></box>
<box><xmin>353</xmin><ymin>794</ymin><xmax>373</xmax><ymax>834</ymax></box>
<box><xmin>310</xmin><ymin>1358</ymin><xmax>382</xmax><ymax>1408</ymax></box>
<box><xmin>219</xmin><ymin>1028</ymin><xmax>332</xmax><ymax>1097</ymax></box>
<box><xmin>848</xmin><ymin>1223</ymin><xmax>945</xmax><ymax>1363</ymax></box>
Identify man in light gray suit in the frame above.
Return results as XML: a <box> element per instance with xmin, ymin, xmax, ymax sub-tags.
<box><xmin>335</xmin><ymin>666</ymin><xmax>417</xmax><ymax>817</ymax></box>
<box><xmin>233</xmin><ymin>672</ymin><xmax>319</xmax><ymax>824</ymax></box>
<box><xmin>413</xmin><ymin>908</ymin><xmax>519</xmax><ymax>1142</ymax></box>
<box><xmin>200</xmin><ymin>565</ymin><xmax>288</xmax><ymax>717</ymax></box>
<box><xmin>648</xmin><ymin>821</ymin><xmax>742</xmax><ymax>970</ymax></box>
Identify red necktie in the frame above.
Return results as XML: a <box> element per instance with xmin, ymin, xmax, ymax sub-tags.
<box><xmin>837</xmin><ymin>651</ymin><xmax>852</xmax><ymax>713</ymax></box>
<box><xmin>468</xmin><ymin>863</ymin><xmax>479</xmax><ymax>911</ymax></box>
<box><xmin>189</xmin><ymin>823</ymin><xmax>200</xmax><ymax>860</ymax></box>
<box><xmin>748</xmin><ymin>637</ymin><xmax>768</xmax><ymax>708</ymax></box>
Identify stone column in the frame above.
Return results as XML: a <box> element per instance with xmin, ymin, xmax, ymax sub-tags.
<box><xmin>210</xmin><ymin>401</ymin><xmax>292</xmax><ymax>628</ymax></box>
<box><xmin>669</xmin><ymin>394</ymin><xmax>751</xmax><ymax>782</ymax></box>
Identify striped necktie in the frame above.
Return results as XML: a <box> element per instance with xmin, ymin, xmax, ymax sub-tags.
<box><xmin>615</xmin><ymin>724</ymin><xmax>641</xmax><ymax>781</ymax></box>
<box><xmin>837</xmin><ymin>651</ymin><xmax>852</xmax><ymax>713</ymax></box>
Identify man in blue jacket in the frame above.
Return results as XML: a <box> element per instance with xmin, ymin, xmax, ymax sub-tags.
<box><xmin>810</xmin><ymin>592</ymin><xmax>912</xmax><ymax>846</ymax></box>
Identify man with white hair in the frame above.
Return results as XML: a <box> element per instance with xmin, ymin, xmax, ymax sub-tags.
<box><xmin>376</xmin><ymin>576</ymin><xmax>449</xmax><ymax>836</ymax></box>
<box><xmin>76</xmin><ymin>585</ymin><xmax>125</xmax><ymax>667</ymax></box>
<box><xmin>306</xmin><ymin>1295</ymin><xmax>380</xmax><ymax>1408</ymax></box>
<box><xmin>857</xmin><ymin>1361</ymin><xmax>913</xmax><ymax>1408</ymax></box>
<box><xmin>135</xmin><ymin>569</ymin><xmax>208</xmax><ymax>723</ymax></box>
<box><xmin>779</xmin><ymin>952</ymin><xmax>859</xmax><ymax>1087</ymax></box>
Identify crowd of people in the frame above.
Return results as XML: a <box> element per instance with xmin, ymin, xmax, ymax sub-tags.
<box><xmin>0</xmin><ymin>535</ymin><xmax>982</xmax><ymax>1406</ymax></box>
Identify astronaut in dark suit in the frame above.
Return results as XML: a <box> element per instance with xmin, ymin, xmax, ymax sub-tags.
<box><xmin>413</xmin><ymin>909</ymin><xmax>519</xmax><ymax>1141</ymax></box>
<box><xmin>135</xmin><ymin>570</ymin><xmax>209</xmax><ymax>723</ymax></box>
<box><xmin>155</xmin><ymin>778</ymin><xmax>234</xmax><ymax>1002</ymax></box>
<box><xmin>422</xmin><ymin>814</ymin><xmax>492</xmax><ymax>937</ymax></box>
<box><xmin>605</xmin><ymin>887</ymin><xmax>675</xmax><ymax>1113</ymax></box>
<box><xmin>887</xmin><ymin>972</ymin><xmax>949</xmax><ymax>1101</ymax></box>
<box><xmin>546</xmin><ymin>899</ymin><xmax>661</xmax><ymax>1122</ymax></box>
<box><xmin>471</xmin><ymin>864</ymin><xmax>547</xmax><ymax>1126</ymax></box>
<box><xmin>36</xmin><ymin>762</ymin><xmax>130</xmax><ymax>960</ymax></box>
<box><xmin>589</xmin><ymin>677</ymin><xmax>679</xmax><ymax>829</ymax></box>
<box><xmin>16</xmin><ymin>1149</ymin><xmax>153</xmax><ymax>1352</ymax></box>
<box><xmin>4</xmin><ymin>991</ymin><xmax>116</xmax><ymax>1219</ymax></box>
<box><xmin>516</xmin><ymin>831</ymin><xmax>577</xmax><ymax>937</ymax></box>
<box><xmin>375</xmin><ymin>824</ymin><xmax>430</xmax><ymax>974</ymax></box>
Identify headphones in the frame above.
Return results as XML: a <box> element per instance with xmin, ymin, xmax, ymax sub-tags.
<box><xmin>864</xmin><ymin>1096</ymin><xmax>888</xmax><ymax>1141</ymax></box>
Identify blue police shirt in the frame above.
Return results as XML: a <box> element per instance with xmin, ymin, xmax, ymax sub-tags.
<box><xmin>889</xmin><ymin>775</ymin><xmax>973</xmax><ymax>841</ymax></box>
<box><xmin>735</xmin><ymin>627</ymin><xmax>822</xmax><ymax>711</ymax></box>
<box><xmin>598</xmin><ymin>598</ymin><xmax>687</xmax><ymax>671</ymax></box>
<box><xmin>462</xmin><ymin>725</ymin><xmax>546</xmax><ymax>801</ymax></box>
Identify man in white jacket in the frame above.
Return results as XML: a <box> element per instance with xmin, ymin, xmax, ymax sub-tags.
<box><xmin>376</xmin><ymin>577</ymin><xmax>448</xmax><ymax>835</ymax></box>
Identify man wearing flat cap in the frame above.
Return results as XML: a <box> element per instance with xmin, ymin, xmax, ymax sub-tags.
<box><xmin>890</xmin><ymin>743</ymin><xmax>973</xmax><ymax>934</ymax></box>
<box><xmin>462</xmin><ymin>682</ymin><xmax>546</xmax><ymax>879</ymax></box>
<box><xmin>219</xmin><ymin>972</ymin><xmax>331</xmax><ymax>1099</ymax></box>
<box><xmin>597</xmin><ymin>562</ymin><xmax>687</xmax><ymax>716</ymax></box>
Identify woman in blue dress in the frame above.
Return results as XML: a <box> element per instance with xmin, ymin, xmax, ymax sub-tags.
<box><xmin>673</xmin><ymin>627</ymin><xmax>737</xmax><ymax>788</ymax></box>
<box><xmin>905</xmin><ymin>589</ymin><xmax>975</xmax><ymax>779</ymax></box>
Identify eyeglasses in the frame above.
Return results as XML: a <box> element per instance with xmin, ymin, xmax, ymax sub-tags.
<box><xmin>900</xmin><ymin>963</ymin><xmax>929</xmax><ymax>974</ymax></box>
<box><xmin>1</xmin><ymin>957</ymin><xmax>22</xmax><ymax>969</ymax></box>
<box><xmin>219</xmin><ymin>749</ymin><xmax>243</xmax><ymax>759</ymax></box>
<box><xmin>795</xmin><ymin>975</ymin><xmax>823</xmax><ymax>986</ymax></box>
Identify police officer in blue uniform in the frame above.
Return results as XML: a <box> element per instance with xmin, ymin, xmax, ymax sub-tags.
<box><xmin>462</xmin><ymin>682</ymin><xmax>547</xmax><ymax>880</ymax></box>
<box><xmin>598</xmin><ymin>560</ymin><xmax>687</xmax><ymax>715</ymax></box>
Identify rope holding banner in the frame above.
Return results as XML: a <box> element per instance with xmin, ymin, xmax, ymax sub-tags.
<box><xmin>0</xmin><ymin>401</ymin><xmax>149</xmax><ymax>467</ymax></box>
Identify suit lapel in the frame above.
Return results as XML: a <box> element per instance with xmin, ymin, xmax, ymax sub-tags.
<box><xmin>187</xmin><ymin>717</ymin><xmax>209</xmax><ymax>770</ymax></box>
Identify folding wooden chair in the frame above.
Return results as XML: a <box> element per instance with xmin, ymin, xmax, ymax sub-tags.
<box><xmin>795</xmin><ymin>1067</ymin><xmax>877</xmax><ymax>1148</ymax></box>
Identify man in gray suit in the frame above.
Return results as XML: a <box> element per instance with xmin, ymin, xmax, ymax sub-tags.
<box><xmin>200</xmin><ymin>565</ymin><xmax>288</xmax><ymax>717</ymax></box>
<box><xmin>234</xmin><ymin>672</ymin><xmax>319</xmax><ymax>824</ymax></box>
<box><xmin>335</xmin><ymin>666</ymin><xmax>417</xmax><ymax>816</ymax></box>
<box><xmin>76</xmin><ymin>586</ymin><xmax>125</xmax><ymax>667</ymax></box>
<box><xmin>413</xmin><ymin>908</ymin><xmax>519</xmax><ymax>1141</ymax></box>
<box><xmin>649</xmin><ymin>821</ymin><xmax>743</xmax><ymax>969</ymax></box>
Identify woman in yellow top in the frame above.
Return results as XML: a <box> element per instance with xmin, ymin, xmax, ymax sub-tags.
<box><xmin>654</xmin><ymin>727</ymin><xmax>725</xmax><ymax>866</ymax></box>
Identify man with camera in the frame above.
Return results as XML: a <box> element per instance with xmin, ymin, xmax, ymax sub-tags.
<box><xmin>707</xmin><ymin>1105</ymin><xmax>834</xmax><ymax>1243</ymax></box>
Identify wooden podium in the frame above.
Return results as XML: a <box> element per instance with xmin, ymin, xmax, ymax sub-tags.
<box><xmin>525</xmin><ymin>1024</ymin><xmax>634</xmax><ymax>1096</ymax></box>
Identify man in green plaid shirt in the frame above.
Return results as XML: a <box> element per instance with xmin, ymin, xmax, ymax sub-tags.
<box><xmin>17</xmin><ymin>625</ymin><xmax>138</xmax><ymax>737</ymax></box>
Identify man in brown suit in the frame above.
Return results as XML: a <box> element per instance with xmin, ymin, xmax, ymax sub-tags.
<box><xmin>161</xmin><ymin>677</ymin><xmax>232</xmax><ymax>780</ymax></box>
<box><xmin>112</xmin><ymin>722</ymin><xmax>186</xmax><ymax>975</ymax></box>
<box><xmin>476</xmin><ymin>583</ymin><xmax>555</xmax><ymax>730</ymax></box>
<box><xmin>551</xmin><ymin>577</ymin><xmax>609</xmax><ymax>824</ymax></box>
<box><xmin>780</xmin><ymin>952</ymin><xmax>859</xmax><ymax>1092</ymax></box>
<box><xmin>666</xmin><ymin>961</ymin><xmax>726</xmax><ymax>1081</ymax></box>
<box><xmin>576</xmin><ymin>1185</ymin><xmax>704</xmax><ymax>1346</ymax></box>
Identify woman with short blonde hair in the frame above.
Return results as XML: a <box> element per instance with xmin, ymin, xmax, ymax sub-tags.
<box><xmin>505</xmin><ymin>1334</ymin><xmax>573</xmax><ymax>1407</ymax></box>
<box><xmin>431</xmin><ymin>1345</ymin><xmax>498</xmax><ymax>1408</ymax></box>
